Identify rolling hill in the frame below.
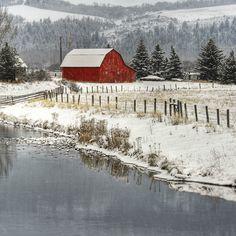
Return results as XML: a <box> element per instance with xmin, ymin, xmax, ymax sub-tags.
<box><xmin>8</xmin><ymin>4</ymin><xmax>106</xmax><ymax>22</ymax></box>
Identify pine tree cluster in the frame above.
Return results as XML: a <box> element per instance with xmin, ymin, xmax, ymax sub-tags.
<box><xmin>197</xmin><ymin>39</ymin><xmax>236</xmax><ymax>84</ymax></box>
<box><xmin>131</xmin><ymin>38</ymin><xmax>236</xmax><ymax>83</ymax></box>
<box><xmin>131</xmin><ymin>39</ymin><xmax>183</xmax><ymax>80</ymax></box>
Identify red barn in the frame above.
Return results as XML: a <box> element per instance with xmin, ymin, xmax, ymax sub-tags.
<box><xmin>60</xmin><ymin>48</ymin><xmax>136</xmax><ymax>83</ymax></box>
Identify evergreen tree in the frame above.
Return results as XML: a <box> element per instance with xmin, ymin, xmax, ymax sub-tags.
<box><xmin>150</xmin><ymin>43</ymin><xmax>165</xmax><ymax>77</ymax></box>
<box><xmin>0</xmin><ymin>43</ymin><xmax>19</xmax><ymax>82</ymax></box>
<box><xmin>197</xmin><ymin>39</ymin><xmax>224</xmax><ymax>81</ymax></box>
<box><xmin>162</xmin><ymin>57</ymin><xmax>169</xmax><ymax>79</ymax></box>
<box><xmin>167</xmin><ymin>46</ymin><xmax>183</xmax><ymax>79</ymax></box>
<box><xmin>130</xmin><ymin>39</ymin><xmax>150</xmax><ymax>79</ymax></box>
<box><xmin>222</xmin><ymin>50</ymin><xmax>236</xmax><ymax>84</ymax></box>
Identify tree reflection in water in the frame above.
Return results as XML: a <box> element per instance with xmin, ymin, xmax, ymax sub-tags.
<box><xmin>80</xmin><ymin>152</ymin><xmax>159</xmax><ymax>193</ymax></box>
<box><xmin>0</xmin><ymin>143</ymin><xmax>14</xmax><ymax>177</ymax></box>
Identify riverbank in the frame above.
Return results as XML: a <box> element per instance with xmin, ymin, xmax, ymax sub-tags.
<box><xmin>1</xmin><ymin>99</ymin><xmax>236</xmax><ymax>200</ymax></box>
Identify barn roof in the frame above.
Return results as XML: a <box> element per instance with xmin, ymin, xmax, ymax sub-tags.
<box><xmin>61</xmin><ymin>48</ymin><xmax>113</xmax><ymax>68</ymax></box>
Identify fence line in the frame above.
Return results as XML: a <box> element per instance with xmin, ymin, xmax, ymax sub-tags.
<box><xmin>46</xmin><ymin>91</ymin><xmax>234</xmax><ymax>129</ymax></box>
<box><xmin>64</xmin><ymin>82</ymin><xmax>225</xmax><ymax>95</ymax></box>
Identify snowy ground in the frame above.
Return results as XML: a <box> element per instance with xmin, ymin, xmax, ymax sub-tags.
<box><xmin>0</xmin><ymin>81</ymin><xmax>58</xmax><ymax>97</ymax></box>
<box><xmin>1</xmin><ymin>80</ymin><xmax>236</xmax><ymax>201</ymax></box>
<box><xmin>159</xmin><ymin>4</ymin><xmax>236</xmax><ymax>22</ymax></box>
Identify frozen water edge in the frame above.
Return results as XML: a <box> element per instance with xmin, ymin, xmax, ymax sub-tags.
<box><xmin>2</xmin><ymin>111</ymin><xmax>236</xmax><ymax>201</ymax></box>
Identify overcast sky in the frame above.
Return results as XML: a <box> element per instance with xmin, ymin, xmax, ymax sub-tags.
<box><xmin>65</xmin><ymin>0</ymin><xmax>180</xmax><ymax>7</ymax></box>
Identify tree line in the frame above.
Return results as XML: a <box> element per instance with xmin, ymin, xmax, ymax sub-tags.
<box><xmin>130</xmin><ymin>38</ymin><xmax>236</xmax><ymax>84</ymax></box>
<box><xmin>130</xmin><ymin>39</ymin><xmax>182</xmax><ymax>80</ymax></box>
<box><xmin>116</xmin><ymin>17</ymin><xmax>236</xmax><ymax>62</ymax></box>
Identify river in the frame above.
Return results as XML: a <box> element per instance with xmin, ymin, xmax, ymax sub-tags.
<box><xmin>0</xmin><ymin>125</ymin><xmax>236</xmax><ymax>236</ymax></box>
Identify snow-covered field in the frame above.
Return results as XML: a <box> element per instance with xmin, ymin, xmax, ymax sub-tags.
<box><xmin>158</xmin><ymin>4</ymin><xmax>236</xmax><ymax>22</ymax></box>
<box><xmin>8</xmin><ymin>5</ymin><xmax>105</xmax><ymax>22</ymax></box>
<box><xmin>0</xmin><ymin>81</ymin><xmax>58</xmax><ymax>96</ymax></box>
<box><xmin>1</xmin><ymin>80</ymin><xmax>236</xmax><ymax>201</ymax></box>
<box><xmin>65</xmin><ymin>0</ymin><xmax>180</xmax><ymax>7</ymax></box>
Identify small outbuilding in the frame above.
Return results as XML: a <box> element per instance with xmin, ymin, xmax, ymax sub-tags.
<box><xmin>60</xmin><ymin>48</ymin><xmax>136</xmax><ymax>83</ymax></box>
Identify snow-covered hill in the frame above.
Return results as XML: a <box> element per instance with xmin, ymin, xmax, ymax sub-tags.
<box><xmin>65</xmin><ymin>0</ymin><xmax>181</xmax><ymax>7</ymax></box>
<box><xmin>8</xmin><ymin>5</ymin><xmax>105</xmax><ymax>22</ymax></box>
<box><xmin>159</xmin><ymin>4</ymin><xmax>236</xmax><ymax>22</ymax></box>
<box><xmin>104</xmin><ymin>3</ymin><xmax>236</xmax><ymax>42</ymax></box>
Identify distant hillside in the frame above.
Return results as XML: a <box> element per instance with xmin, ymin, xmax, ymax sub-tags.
<box><xmin>3</xmin><ymin>0</ymin><xmax>236</xmax><ymax>20</ymax></box>
<box><xmin>7</xmin><ymin>5</ymin><xmax>108</xmax><ymax>22</ymax></box>
<box><xmin>3</xmin><ymin>0</ymin><xmax>236</xmax><ymax>68</ymax></box>
<box><xmin>11</xmin><ymin>17</ymin><xmax>109</xmax><ymax>68</ymax></box>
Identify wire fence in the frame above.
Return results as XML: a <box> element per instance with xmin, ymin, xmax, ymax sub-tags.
<box><xmin>46</xmin><ymin>85</ymin><xmax>235</xmax><ymax>129</ymax></box>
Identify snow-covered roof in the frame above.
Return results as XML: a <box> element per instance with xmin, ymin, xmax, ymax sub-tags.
<box><xmin>141</xmin><ymin>75</ymin><xmax>165</xmax><ymax>81</ymax></box>
<box><xmin>61</xmin><ymin>49</ymin><xmax>113</xmax><ymax>68</ymax></box>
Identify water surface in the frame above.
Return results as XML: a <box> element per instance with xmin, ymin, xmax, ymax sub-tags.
<box><xmin>0</xmin><ymin>125</ymin><xmax>236</xmax><ymax>236</ymax></box>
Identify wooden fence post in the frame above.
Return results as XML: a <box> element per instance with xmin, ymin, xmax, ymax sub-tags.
<box><xmin>164</xmin><ymin>101</ymin><xmax>167</xmax><ymax>116</ymax></box>
<box><xmin>194</xmin><ymin>105</ymin><xmax>198</xmax><ymax>122</ymax></box>
<box><xmin>78</xmin><ymin>95</ymin><xmax>80</xmax><ymax>105</ymax></box>
<box><xmin>56</xmin><ymin>93</ymin><xmax>58</xmax><ymax>102</ymax></box>
<box><xmin>227</xmin><ymin>109</ymin><xmax>230</xmax><ymax>128</ymax></box>
<box><xmin>173</xmin><ymin>99</ymin><xmax>176</xmax><ymax>115</ymax></box>
<box><xmin>205</xmin><ymin>106</ymin><xmax>209</xmax><ymax>123</ymax></box>
<box><xmin>99</xmin><ymin>96</ymin><xmax>101</xmax><ymax>107</ymax></box>
<box><xmin>154</xmin><ymin>98</ymin><xmax>157</xmax><ymax>113</ymax></box>
<box><xmin>73</xmin><ymin>95</ymin><xmax>75</xmax><ymax>104</ymax></box>
<box><xmin>217</xmin><ymin>109</ymin><xmax>220</xmax><ymax>125</ymax></box>
<box><xmin>92</xmin><ymin>95</ymin><xmax>94</xmax><ymax>106</ymax></box>
<box><xmin>134</xmin><ymin>100</ymin><xmax>136</xmax><ymax>113</ymax></box>
<box><xmin>184</xmin><ymin>103</ymin><xmax>188</xmax><ymax>120</ymax></box>
<box><xmin>144</xmin><ymin>100</ymin><xmax>147</xmax><ymax>113</ymax></box>
<box><xmin>179</xmin><ymin>101</ymin><xmax>183</xmax><ymax>118</ymax></box>
<box><xmin>115</xmin><ymin>97</ymin><xmax>118</xmax><ymax>110</ymax></box>
<box><xmin>67</xmin><ymin>94</ymin><xmax>69</xmax><ymax>103</ymax></box>
<box><xmin>61</xmin><ymin>93</ymin><xmax>63</xmax><ymax>102</ymax></box>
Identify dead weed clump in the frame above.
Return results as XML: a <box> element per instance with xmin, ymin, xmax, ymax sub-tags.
<box><xmin>108</xmin><ymin>127</ymin><xmax>131</xmax><ymax>154</ymax></box>
<box><xmin>78</xmin><ymin>118</ymin><xmax>96</xmax><ymax>144</ymax></box>
<box><xmin>78</xmin><ymin>118</ymin><xmax>132</xmax><ymax>154</ymax></box>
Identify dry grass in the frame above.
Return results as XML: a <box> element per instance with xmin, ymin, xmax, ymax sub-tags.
<box><xmin>78</xmin><ymin>118</ymin><xmax>132</xmax><ymax>154</ymax></box>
